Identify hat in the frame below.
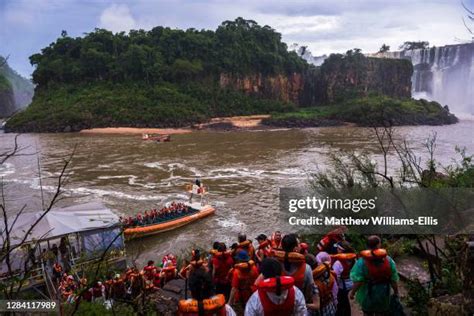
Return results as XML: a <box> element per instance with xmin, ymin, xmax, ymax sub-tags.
<box><xmin>235</xmin><ymin>250</ymin><xmax>250</xmax><ymax>262</ymax></box>
<box><xmin>256</xmin><ymin>234</ymin><xmax>267</xmax><ymax>241</ymax></box>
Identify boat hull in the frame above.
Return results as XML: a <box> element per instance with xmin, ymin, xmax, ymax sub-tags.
<box><xmin>124</xmin><ymin>205</ymin><xmax>215</xmax><ymax>240</ymax></box>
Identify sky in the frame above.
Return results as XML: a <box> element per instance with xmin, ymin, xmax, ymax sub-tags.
<box><xmin>1</xmin><ymin>0</ymin><xmax>473</xmax><ymax>78</ymax></box>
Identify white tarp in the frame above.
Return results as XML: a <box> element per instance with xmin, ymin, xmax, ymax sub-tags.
<box><xmin>0</xmin><ymin>202</ymin><xmax>120</xmax><ymax>247</ymax></box>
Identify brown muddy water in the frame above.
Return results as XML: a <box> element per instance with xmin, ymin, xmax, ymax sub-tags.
<box><xmin>1</xmin><ymin>119</ymin><xmax>473</xmax><ymax>264</ymax></box>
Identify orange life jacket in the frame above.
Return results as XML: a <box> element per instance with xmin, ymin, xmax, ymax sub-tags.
<box><xmin>232</xmin><ymin>261</ymin><xmax>258</xmax><ymax>303</ymax></box>
<box><xmin>178</xmin><ymin>294</ymin><xmax>227</xmax><ymax>316</ymax></box>
<box><xmin>162</xmin><ymin>266</ymin><xmax>177</xmax><ymax>281</ymax></box>
<box><xmin>236</xmin><ymin>240</ymin><xmax>255</xmax><ymax>258</ymax></box>
<box><xmin>272</xmin><ymin>250</ymin><xmax>306</xmax><ymax>290</ymax></box>
<box><xmin>143</xmin><ymin>265</ymin><xmax>156</xmax><ymax>280</ymax></box>
<box><xmin>258</xmin><ymin>276</ymin><xmax>295</xmax><ymax>316</ymax></box>
<box><xmin>331</xmin><ymin>253</ymin><xmax>357</xmax><ymax>280</ymax></box>
<box><xmin>257</xmin><ymin>240</ymin><xmax>273</xmax><ymax>258</ymax></box>
<box><xmin>360</xmin><ymin>249</ymin><xmax>392</xmax><ymax>284</ymax></box>
<box><xmin>312</xmin><ymin>263</ymin><xmax>335</xmax><ymax>308</ymax></box>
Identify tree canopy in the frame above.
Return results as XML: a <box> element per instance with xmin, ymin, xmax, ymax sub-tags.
<box><xmin>399</xmin><ymin>41</ymin><xmax>430</xmax><ymax>50</ymax></box>
<box><xmin>30</xmin><ymin>17</ymin><xmax>307</xmax><ymax>88</ymax></box>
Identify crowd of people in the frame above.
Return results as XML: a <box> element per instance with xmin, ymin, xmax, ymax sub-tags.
<box><xmin>119</xmin><ymin>202</ymin><xmax>195</xmax><ymax>228</ymax></box>
<box><xmin>56</xmin><ymin>227</ymin><xmax>400</xmax><ymax>316</ymax></box>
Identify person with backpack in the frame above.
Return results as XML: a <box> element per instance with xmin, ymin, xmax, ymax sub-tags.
<box><xmin>271</xmin><ymin>234</ymin><xmax>316</xmax><ymax>304</ymax></box>
<box><xmin>212</xmin><ymin>243</ymin><xmax>234</xmax><ymax>299</ymax></box>
<box><xmin>178</xmin><ymin>268</ymin><xmax>236</xmax><ymax>316</ymax></box>
<box><xmin>331</xmin><ymin>241</ymin><xmax>357</xmax><ymax>316</ymax></box>
<box><xmin>307</xmin><ymin>252</ymin><xmax>338</xmax><ymax>316</ymax></box>
<box><xmin>349</xmin><ymin>236</ymin><xmax>399</xmax><ymax>316</ymax></box>
<box><xmin>244</xmin><ymin>258</ymin><xmax>307</xmax><ymax>316</ymax></box>
<box><xmin>228</xmin><ymin>250</ymin><xmax>259</xmax><ymax>309</ymax></box>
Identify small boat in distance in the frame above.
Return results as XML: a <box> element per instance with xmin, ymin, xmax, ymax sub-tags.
<box><xmin>142</xmin><ymin>133</ymin><xmax>171</xmax><ymax>142</ymax></box>
<box><xmin>123</xmin><ymin>202</ymin><xmax>215</xmax><ymax>240</ymax></box>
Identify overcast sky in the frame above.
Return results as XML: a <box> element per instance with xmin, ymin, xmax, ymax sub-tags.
<box><xmin>1</xmin><ymin>0</ymin><xmax>473</xmax><ymax>78</ymax></box>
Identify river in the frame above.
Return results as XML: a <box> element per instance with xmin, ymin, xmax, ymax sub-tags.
<box><xmin>1</xmin><ymin>118</ymin><xmax>473</xmax><ymax>264</ymax></box>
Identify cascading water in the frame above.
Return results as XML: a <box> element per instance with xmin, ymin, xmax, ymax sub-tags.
<box><xmin>380</xmin><ymin>43</ymin><xmax>474</xmax><ymax>114</ymax></box>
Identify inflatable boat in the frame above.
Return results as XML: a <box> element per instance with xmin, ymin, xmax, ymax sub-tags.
<box><xmin>124</xmin><ymin>203</ymin><xmax>215</xmax><ymax>240</ymax></box>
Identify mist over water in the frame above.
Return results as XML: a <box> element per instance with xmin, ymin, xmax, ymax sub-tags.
<box><xmin>1</xmin><ymin>121</ymin><xmax>474</xmax><ymax>263</ymax></box>
<box><xmin>383</xmin><ymin>43</ymin><xmax>474</xmax><ymax>114</ymax></box>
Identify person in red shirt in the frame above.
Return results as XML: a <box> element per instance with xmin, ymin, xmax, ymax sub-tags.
<box><xmin>211</xmin><ymin>243</ymin><xmax>234</xmax><ymax>299</ymax></box>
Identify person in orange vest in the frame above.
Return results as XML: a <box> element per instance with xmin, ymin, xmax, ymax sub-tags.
<box><xmin>142</xmin><ymin>260</ymin><xmax>159</xmax><ymax>291</ymax></box>
<box><xmin>255</xmin><ymin>234</ymin><xmax>273</xmax><ymax>264</ymax></box>
<box><xmin>111</xmin><ymin>274</ymin><xmax>126</xmax><ymax>300</ymax></box>
<box><xmin>331</xmin><ymin>241</ymin><xmax>356</xmax><ymax>316</ymax></box>
<box><xmin>316</xmin><ymin>227</ymin><xmax>347</xmax><ymax>254</ymax></box>
<box><xmin>52</xmin><ymin>262</ymin><xmax>63</xmax><ymax>285</ymax></box>
<box><xmin>212</xmin><ymin>243</ymin><xmax>234</xmax><ymax>299</ymax></box>
<box><xmin>270</xmin><ymin>231</ymin><xmax>283</xmax><ymax>249</ymax></box>
<box><xmin>228</xmin><ymin>250</ymin><xmax>259</xmax><ymax>308</ymax></box>
<box><xmin>245</xmin><ymin>258</ymin><xmax>307</xmax><ymax>315</ymax></box>
<box><xmin>271</xmin><ymin>234</ymin><xmax>316</xmax><ymax>304</ymax></box>
<box><xmin>350</xmin><ymin>236</ymin><xmax>399</xmax><ymax>315</ymax></box>
<box><xmin>178</xmin><ymin>268</ymin><xmax>236</xmax><ymax>315</ymax></box>
<box><xmin>308</xmin><ymin>252</ymin><xmax>338</xmax><ymax>316</ymax></box>
<box><xmin>233</xmin><ymin>233</ymin><xmax>255</xmax><ymax>260</ymax></box>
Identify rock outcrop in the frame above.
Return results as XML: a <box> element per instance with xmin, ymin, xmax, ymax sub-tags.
<box><xmin>219</xmin><ymin>56</ymin><xmax>413</xmax><ymax>107</ymax></box>
<box><xmin>0</xmin><ymin>56</ymin><xmax>34</xmax><ymax>118</ymax></box>
<box><xmin>219</xmin><ymin>72</ymin><xmax>304</xmax><ymax>104</ymax></box>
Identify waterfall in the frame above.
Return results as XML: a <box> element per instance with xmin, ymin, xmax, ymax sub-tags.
<box><xmin>381</xmin><ymin>43</ymin><xmax>474</xmax><ymax>114</ymax></box>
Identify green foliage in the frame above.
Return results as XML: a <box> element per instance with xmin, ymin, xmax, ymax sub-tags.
<box><xmin>263</xmin><ymin>95</ymin><xmax>457</xmax><ymax>127</ymax></box>
<box><xmin>406</xmin><ymin>279</ymin><xmax>430</xmax><ymax>315</ymax></box>
<box><xmin>378</xmin><ymin>44</ymin><xmax>390</xmax><ymax>53</ymax></box>
<box><xmin>6</xmin><ymin>81</ymin><xmax>294</xmax><ymax>132</ymax></box>
<box><xmin>63</xmin><ymin>301</ymin><xmax>135</xmax><ymax>316</ymax></box>
<box><xmin>29</xmin><ymin>18</ymin><xmax>306</xmax><ymax>87</ymax></box>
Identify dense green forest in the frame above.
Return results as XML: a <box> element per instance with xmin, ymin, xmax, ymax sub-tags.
<box><xmin>5</xmin><ymin>18</ymin><xmax>456</xmax><ymax>132</ymax></box>
<box><xmin>29</xmin><ymin>17</ymin><xmax>305</xmax><ymax>87</ymax></box>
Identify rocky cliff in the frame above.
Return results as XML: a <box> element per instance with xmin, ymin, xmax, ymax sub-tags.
<box><xmin>219</xmin><ymin>72</ymin><xmax>304</xmax><ymax>104</ymax></box>
<box><xmin>0</xmin><ymin>56</ymin><xmax>34</xmax><ymax>118</ymax></box>
<box><xmin>219</xmin><ymin>53</ymin><xmax>413</xmax><ymax>107</ymax></box>
<box><xmin>0</xmin><ymin>74</ymin><xmax>16</xmax><ymax>118</ymax></box>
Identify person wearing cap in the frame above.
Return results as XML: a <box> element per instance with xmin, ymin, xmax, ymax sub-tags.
<box><xmin>309</xmin><ymin>252</ymin><xmax>338</xmax><ymax>316</ymax></box>
<box><xmin>228</xmin><ymin>250</ymin><xmax>259</xmax><ymax>308</ymax></box>
<box><xmin>245</xmin><ymin>258</ymin><xmax>307</xmax><ymax>316</ymax></box>
<box><xmin>255</xmin><ymin>234</ymin><xmax>272</xmax><ymax>264</ymax></box>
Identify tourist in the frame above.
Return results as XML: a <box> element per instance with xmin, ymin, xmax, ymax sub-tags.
<box><xmin>270</xmin><ymin>231</ymin><xmax>283</xmax><ymax>249</ymax></box>
<box><xmin>308</xmin><ymin>252</ymin><xmax>338</xmax><ymax>316</ymax></box>
<box><xmin>332</xmin><ymin>241</ymin><xmax>356</xmax><ymax>316</ymax></box>
<box><xmin>245</xmin><ymin>258</ymin><xmax>307</xmax><ymax>316</ymax></box>
<box><xmin>211</xmin><ymin>243</ymin><xmax>234</xmax><ymax>299</ymax></box>
<box><xmin>111</xmin><ymin>274</ymin><xmax>126</xmax><ymax>300</ymax></box>
<box><xmin>178</xmin><ymin>268</ymin><xmax>236</xmax><ymax>316</ymax></box>
<box><xmin>233</xmin><ymin>233</ymin><xmax>255</xmax><ymax>260</ymax></box>
<box><xmin>255</xmin><ymin>234</ymin><xmax>272</xmax><ymax>264</ymax></box>
<box><xmin>91</xmin><ymin>281</ymin><xmax>106</xmax><ymax>302</ymax></box>
<box><xmin>350</xmin><ymin>236</ymin><xmax>400</xmax><ymax>316</ymax></box>
<box><xmin>228</xmin><ymin>250</ymin><xmax>259</xmax><ymax>308</ymax></box>
<box><xmin>271</xmin><ymin>234</ymin><xmax>315</xmax><ymax>303</ymax></box>
<box><xmin>52</xmin><ymin>262</ymin><xmax>63</xmax><ymax>285</ymax></box>
<box><xmin>316</xmin><ymin>227</ymin><xmax>347</xmax><ymax>254</ymax></box>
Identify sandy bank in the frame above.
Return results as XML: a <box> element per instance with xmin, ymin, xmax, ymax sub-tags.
<box><xmin>79</xmin><ymin>115</ymin><xmax>272</xmax><ymax>134</ymax></box>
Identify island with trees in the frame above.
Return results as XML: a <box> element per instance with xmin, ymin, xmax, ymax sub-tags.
<box><xmin>5</xmin><ymin>18</ymin><xmax>457</xmax><ymax>133</ymax></box>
